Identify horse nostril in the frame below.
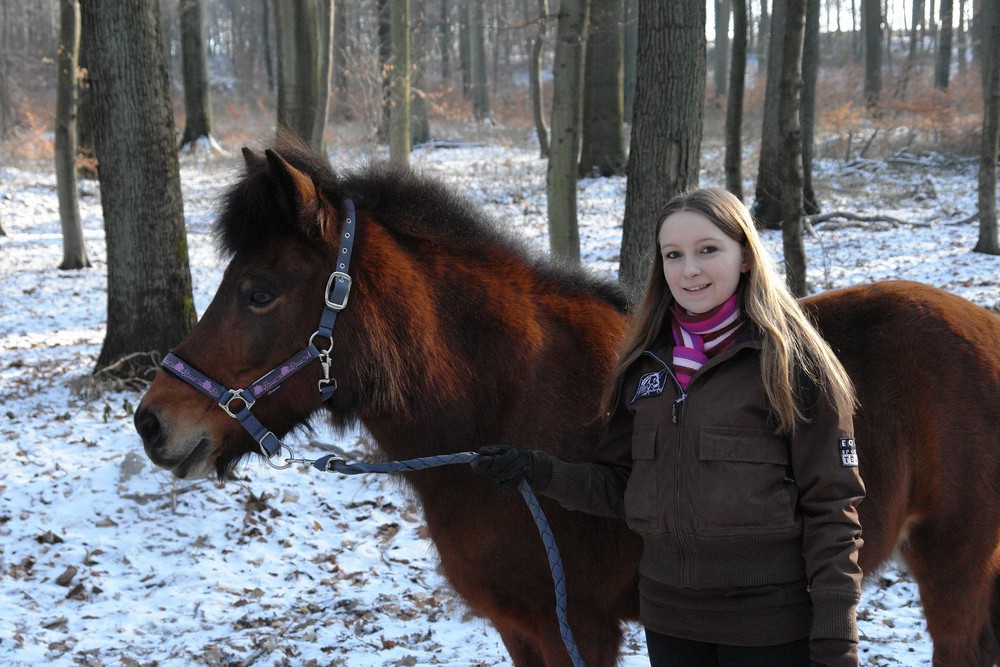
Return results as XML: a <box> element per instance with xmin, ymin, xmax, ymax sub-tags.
<box><xmin>134</xmin><ymin>406</ymin><xmax>163</xmax><ymax>451</ymax></box>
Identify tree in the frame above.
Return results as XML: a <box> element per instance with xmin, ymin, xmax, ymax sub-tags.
<box><xmin>801</xmin><ymin>0</ymin><xmax>820</xmax><ymax>214</ymax></box>
<box><xmin>179</xmin><ymin>0</ymin><xmax>214</xmax><ymax>150</ymax></box>
<box><xmin>619</xmin><ymin>0</ymin><xmax>706</xmax><ymax>292</ymax></box>
<box><xmin>55</xmin><ymin>0</ymin><xmax>90</xmax><ymax>270</ymax></box>
<box><xmin>778</xmin><ymin>0</ymin><xmax>807</xmax><ymax>296</ymax></box>
<box><xmin>935</xmin><ymin>0</ymin><xmax>954</xmax><ymax>90</ymax></box>
<box><xmin>529</xmin><ymin>0</ymin><xmax>550</xmax><ymax>158</ymax></box>
<box><xmin>390</xmin><ymin>0</ymin><xmax>411</xmax><ymax>164</ymax></box>
<box><xmin>724</xmin><ymin>0</ymin><xmax>748</xmax><ymax>199</ymax></box>
<box><xmin>623</xmin><ymin>0</ymin><xmax>637</xmax><ymax>123</ymax></box>
<box><xmin>313</xmin><ymin>0</ymin><xmax>333</xmax><ymax>153</ymax></box>
<box><xmin>714</xmin><ymin>0</ymin><xmax>731</xmax><ymax>98</ymax></box>
<box><xmin>0</xmin><ymin>1</ymin><xmax>13</xmax><ymax>138</ymax></box>
<box><xmin>975</xmin><ymin>1</ymin><xmax>999</xmax><ymax>255</ymax></box>
<box><xmin>274</xmin><ymin>0</ymin><xmax>330</xmax><ymax>152</ymax></box>
<box><xmin>863</xmin><ymin>0</ymin><xmax>882</xmax><ymax>107</ymax></box>
<box><xmin>469</xmin><ymin>0</ymin><xmax>490</xmax><ymax>120</ymax></box>
<box><xmin>578</xmin><ymin>0</ymin><xmax>626</xmax><ymax>177</ymax></box>
<box><xmin>546</xmin><ymin>0</ymin><xmax>589</xmax><ymax>263</ymax></box>
<box><xmin>410</xmin><ymin>0</ymin><xmax>430</xmax><ymax>146</ymax></box>
<box><xmin>79</xmin><ymin>0</ymin><xmax>196</xmax><ymax>372</ymax></box>
<box><xmin>752</xmin><ymin>0</ymin><xmax>787</xmax><ymax>228</ymax></box>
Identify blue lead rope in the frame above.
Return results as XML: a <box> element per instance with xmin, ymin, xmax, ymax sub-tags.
<box><xmin>309</xmin><ymin>451</ymin><xmax>586</xmax><ymax>667</ymax></box>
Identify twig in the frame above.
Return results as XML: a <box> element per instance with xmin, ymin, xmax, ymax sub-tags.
<box><xmin>806</xmin><ymin>210</ymin><xmax>931</xmax><ymax>228</ymax></box>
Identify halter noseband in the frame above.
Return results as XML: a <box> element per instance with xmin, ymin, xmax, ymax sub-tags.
<box><xmin>160</xmin><ymin>198</ymin><xmax>357</xmax><ymax>468</ymax></box>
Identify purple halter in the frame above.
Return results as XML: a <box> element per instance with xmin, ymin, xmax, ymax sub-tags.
<box><xmin>160</xmin><ymin>198</ymin><xmax>356</xmax><ymax>468</ymax></box>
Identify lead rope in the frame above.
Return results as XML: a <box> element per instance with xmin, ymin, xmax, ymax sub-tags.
<box><xmin>302</xmin><ymin>451</ymin><xmax>586</xmax><ymax>667</ymax></box>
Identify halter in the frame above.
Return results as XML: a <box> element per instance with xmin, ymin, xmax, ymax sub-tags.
<box><xmin>160</xmin><ymin>198</ymin><xmax>357</xmax><ymax>468</ymax></box>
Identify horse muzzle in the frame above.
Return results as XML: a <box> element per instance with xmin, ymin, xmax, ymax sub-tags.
<box><xmin>134</xmin><ymin>403</ymin><xmax>218</xmax><ymax>479</ymax></box>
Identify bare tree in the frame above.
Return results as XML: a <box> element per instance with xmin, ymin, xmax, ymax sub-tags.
<box><xmin>935</xmin><ymin>0</ymin><xmax>954</xmax><ymax>89</ymax></box>
<box><xmin>752</xmin><ymin>0</ymin><xmax>787</xmax><ymax>228</ymax></box>
<box><xmin>714</xmin><ymin>0</ymin><xmax>731</xmax><ymax>98</ymax></box>
<box><xmin>179</xmin><ymin>0</ymin><xmax>214</xmax><ymax>151</ymax></box>
<box><xmin>469</xmin><ymin>0</ymin><xmax>491</xmax><ymax>120</ymax></box>
<box><xmin>390</xmin><ymin>0</ymin><xmax>411</xmax><ymax>164</ymax></box>
<box><xmin>863</xmin><ymin>0</ymin><xmax>882</xmax><ymax>107</ymax></box>
<box><xmin>546</xmin><ymin>0</ymin><xmax>589</xmax><ymax>263</ymax></box>
<box><xmin>801</xmin><ymin>0</ymin><xmax>820</xmax><ymax>215</ymax></box>
<box><xmin>529</xmin><ymin>0</ymin><xmax>550</xmax><ymax>158</ymax></box>
<box><xmin>274</xmin><ymin>0</ymin><xmax>330</xmax><ymax>152</ymax></box>
<box><xmin>80</xmin><ymin>0</ymin><xmax>196</xmax><ymax>372</ymax></box>
<box><xmin>725</xmin><ymin>0</ymin><xmax>748</xmax><ymax>199</ymax></box>
<box><xmin>975</xmin><ymin>1</ymin><xmax>999</xmax><ymax>255</ymax></box>
<box><xmin>579</xmin><ymin>0</ymin><xmax>625</xmax><ymax>177</ymax></box>
<box><xmin>778</xmin><ymin>0</ymin><xmax>807</xmax><ymax>296</ymax></box>
<box><xmin>619</xmin><ymin>0</ymin><xmax>706</xmax><ymax>292</ymax></box>
<box><xmin>55</xmin><ymin>0</ymin><xmax>90</xmax><ymax>270</ymax></box>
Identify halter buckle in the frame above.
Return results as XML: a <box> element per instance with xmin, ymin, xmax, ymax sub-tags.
<box><xmin>219</xmin><ymin>388</ymin><xmax>255</xmax><ymax>418</ymax></box>
<box><xmin>324</xmin><ymin>271</ymin><xmax>352</xmax><ymax>311</ymax></box>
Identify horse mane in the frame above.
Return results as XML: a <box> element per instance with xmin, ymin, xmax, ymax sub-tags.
<box><xmin>214</xmin><ymin>135</ymin><xmax>632</xmax><ymax>314</ymax></box>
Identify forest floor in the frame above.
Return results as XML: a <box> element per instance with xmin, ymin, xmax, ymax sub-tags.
<box><xmin>0</xmin><ymin>133</ymin><xmax>998</xmax><ymax>666</ymax></box>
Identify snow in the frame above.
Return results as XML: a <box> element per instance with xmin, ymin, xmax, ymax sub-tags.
<box><xmin>0</xmin><ymin>138</ymin><xmax>997</xmax><ymax>667</ymax></box>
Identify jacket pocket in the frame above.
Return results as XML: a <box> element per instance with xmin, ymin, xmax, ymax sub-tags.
<box><xmin>694</xmin><ymin>426</ymin><xmax>798</xmax><ymax>536</ymax></box>
<box><xmin>624</xmin><ymin>423</ymin><xmax>662</xmax><ymax>534</ymax></box>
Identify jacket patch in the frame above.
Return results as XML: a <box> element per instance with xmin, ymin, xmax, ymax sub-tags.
<box><xmin>631</xmin><ymin>369</ymin><xmax>667</xmax><ymax>403</ymax></box>
<box><xmin>839</xmin><ymin>438</ymin><xmax>859</xmax><ymax>467</ymax></box>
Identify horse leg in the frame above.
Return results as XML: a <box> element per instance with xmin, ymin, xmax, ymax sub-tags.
<box><xmin>493</xmin><ymin>606</ymin><xmax>623</xmax><ymax>667</ymax></box>
<box><xmin>902</xmin><ymin>517</ymin><xmax>998</xmax><ymax>667</ymax></box>
<box><xmin>493</xmin><ymin>618</ymin><xmax>547</xmax><ymax>667</ymax></box>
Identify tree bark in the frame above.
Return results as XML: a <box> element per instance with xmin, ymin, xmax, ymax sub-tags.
<box><xmin>530</xmin><ymin>0</ymin><xmax>550</xmax><ymax>158</ymax></box>
<box><xmin>469</xmin><ymin>0</ymin><xmax>491</xmax><ymax>120</ymax></box>
<box><xmin>80</xmin><ymin>0</ymin><xmax>196</xmax><ymax>372</ymax></box>
<box><xmin>76</xmin><ymin>16</ymin><xmax>96</xmax><ymax>178</ymax></box>
<box><xmin>410</xmin><ymin>0</ymin><xmax>430</xmax><ymax>146</ymax></box>
<box><xmin>623</xmin><ymin>0</ymin><xmax>637</xmax><ymax>123</ymax></box>
<box><xmin>753</xmin><ymin>0</ymin><xmax>787</xmax><ymax>228</ymax></box>
<box><xmin>619</xmin><ymin>0</ymin><xmax>706</xmax><ymax>292</ymax></box>
<box><xmin>333</xmin><ymin>0</ymin><xmax>348</xmax><ymax>107</ymax></box>
<box><xmin>312</xmin><ymin>0</ymin><xmax>333</xmax><ymax>154</ymax></box>
<box><xmin>975</xmin><ymin>2</ymin><xmax>999</xmax><ymax>254</ymax></box>
<box><xmin>725</xmin><ymin>0</ymin><xmax>747</xmax><ymax>200</ymax></box>
<box><xmin>275</xmin><ymin>0</ymin><xmax>327</xmax><ymax>152</ymax></box>
<box><xmin>714</xmin><ymin>0</ymin><xmax>731</xmax><ymax>98</ymax></box>
<box><xmin>56</xmin><ymin>0</ymin><xmax>90</xmax><ymax>270</ymax></box>
<box><xmin>579</xmin><ymin>0</ymin><xmax>625</xmax><ymax>177</ymax></box>
<box><xmin>0</xmin><ymin>1</ymin><xmax>13</xmax><ymax>138</ymax></box>
<box><xmin>935</xmin><ymin>0</ymin><xmax>954</xmax><ymax>89</ymax></box>
<box><xmin>801</xmin><ymin>0</ymin><xmax>820</xmax><ymax>215</ymax></box>
<box><xmin>863</xmin><ymin>0</ymin><xmax>882</xmax><ymax>107</ymax></box>
<box><xmin>179</xmin><ymin>0</ymin><xmax>213</xmax><ymax>149</ymax></box>
<box><xmin>779</xmin><ymin>0</ymin><xmax>807</xmax><ymax>296</ymax></box>
<box><xmin>546</xmin><ymin>0</ymin><xmax>589</xmax><ymax>263</ymax></box>
<box><xmin>390</xmin><ymin>0</ymin><xmax>411</xmax><ymax>164</ymax></box>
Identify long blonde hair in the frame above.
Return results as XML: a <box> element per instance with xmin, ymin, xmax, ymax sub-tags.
<box><xmin>602</xmin><ymin>187</ymin><xmax>856</xmax><ymax>435</ymax></box>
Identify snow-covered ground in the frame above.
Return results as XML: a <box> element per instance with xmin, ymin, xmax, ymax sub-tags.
<box><xmin>1</xmin><ymin>138</ymin><xmax>997</xmax><ymax>667</ymax></box>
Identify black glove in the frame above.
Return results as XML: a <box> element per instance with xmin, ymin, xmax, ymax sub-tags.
<box><xmin>471</xmin><ymin>445</ymin><xmax>534</xmax><ymax>492</ymax></box>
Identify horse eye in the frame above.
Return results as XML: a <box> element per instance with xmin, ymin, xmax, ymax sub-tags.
<box><xmin>248</xmin><ymin>289</ymin><xmax>274</xmax><ymax>308</ymax></box>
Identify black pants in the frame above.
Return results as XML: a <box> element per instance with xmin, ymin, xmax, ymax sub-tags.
<box><xmin>645</xmin><ymin>628</ymin><xmax>812</xmax><ymax>667</ymax></box>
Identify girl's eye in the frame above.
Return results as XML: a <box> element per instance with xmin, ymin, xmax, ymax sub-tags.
<box><xmin>700</xmin><ymin>246</ymin><xmax>718</xmax><ymax>254</ymax></box>
<box><xmin>663</xmin><ymin>251</ymin><xmax>681</xmax><ymax>260</ymax></box>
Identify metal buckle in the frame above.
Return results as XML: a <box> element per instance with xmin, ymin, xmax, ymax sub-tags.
<box><xmin>324</xmin><ymin>271</ymin><xmax>352</xmax><ymax>311</ymax></box>
<box><xmin>219</xmin><ymin>388</ymin><xmax>255</xmax><ymax>418</ymax></box>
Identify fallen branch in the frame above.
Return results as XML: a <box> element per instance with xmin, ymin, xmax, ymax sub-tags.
<box><xmin>806</xmin><ymin>210</ymin><xmax>931</xmax><ymax>228</ymax></box>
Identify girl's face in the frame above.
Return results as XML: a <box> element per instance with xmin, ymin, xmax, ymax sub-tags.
<box><xmin>658</xmin><ymin>210</ymin><xmax>748</xmax><ymax>314</ymax></box>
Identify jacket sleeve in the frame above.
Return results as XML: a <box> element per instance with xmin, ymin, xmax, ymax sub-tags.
<box><xmin>789</xmin><ymin>379</ymin><xmax>866</xmax><ymax>662</ymax></box>
<box><xmin>530</xmin><ymin>389</ymin><xmax>634</xmax><ymax>519</ymax></box>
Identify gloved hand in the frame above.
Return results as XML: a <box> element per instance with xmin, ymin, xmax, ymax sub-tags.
<box><xmin>471</xmin><ymin>445</ymin><xmax>534</xmax><ymax>492</ymax></box>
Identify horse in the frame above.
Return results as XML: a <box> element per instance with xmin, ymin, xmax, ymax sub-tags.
<box><xmin>134</xmin><ymin>138</ymin><xmax>1000</xmax><ymax>667</ymax></box>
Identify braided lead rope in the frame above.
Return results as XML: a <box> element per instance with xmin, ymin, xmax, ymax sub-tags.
<box><xmin>308</xmin><ymin>451</ymin><xmax>586</xmax><ymax>667</ymax></box>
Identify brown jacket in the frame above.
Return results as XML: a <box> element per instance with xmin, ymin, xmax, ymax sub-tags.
<box><xmin>532</xmin><ymin>336</ymin><xmax>865</xmax><ymax>659</ymax></box>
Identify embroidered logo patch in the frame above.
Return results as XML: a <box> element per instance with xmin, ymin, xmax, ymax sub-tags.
<box><xmin>839</xmin><ymin>438</ymin><xmax>859</xmax><ymax>467</ymax></box>
<box><xmin>631</xmin><ymin>370</ymin><xmax>667</xmax><ymax>403</ymax></box>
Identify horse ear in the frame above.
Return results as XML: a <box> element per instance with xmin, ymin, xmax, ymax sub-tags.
<box><xmin>263</xmin><ymin>148</ymin><xmax>318</xmax><ymax>216</ymax></box>
<box><xmin>241</xmin><ymin>147</ymin><xmax>266</xmax><ymax>172</ymax></box>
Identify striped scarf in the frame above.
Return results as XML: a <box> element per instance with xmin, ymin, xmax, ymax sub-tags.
<box><xmin>671</xmin><ymin>293</ymin><xmax>744</xmax><ymax>391</ymax></box>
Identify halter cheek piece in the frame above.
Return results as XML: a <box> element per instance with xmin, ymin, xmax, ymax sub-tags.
<box><xmin>160</xmin><ymin>198</ymin><xmax>357</xmax><ymax>469</ymax></box>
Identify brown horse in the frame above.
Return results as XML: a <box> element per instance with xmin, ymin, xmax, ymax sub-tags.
<box><xmin>135</xmin><ymin>139</ymin><xmax>1000</xmax><ymax>667</ymax></box>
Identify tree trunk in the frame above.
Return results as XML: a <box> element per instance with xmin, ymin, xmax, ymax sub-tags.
<box><xmin>863</xmin><ymin>0</ymin><xmax>882</xmax><ymax>107</ymax></box>
<box><xmin>312</xmin><ymin>0</ymin><xmax>333</xmax><ymax>154</ymax></box>
<box><xmin>900</xmin><ymin>0</ymin><xmax>925</xmax><ymax>99</ymax></box>
<box><xmin>0</xmin><ymin>1</ymin><xmax>13</xmax><ymax>138</ymax></box>
<box><xmin>262</xmin><ymin>0</ymin><xmax>275</xmax><ymax>93</ymax></box>
<box><xmin>530</xmin><ymin>0</ymin><xmax>550</xmax><ymax>158</ymax></box>
<box><xmin>546</xmin><ymin>0</ymin><xmax>589</xmax><ymax>263</ymax></box>
<box><xmin>390</xmin><ymin>0</ymin><xmax>411</xmax><ymax>164</ymax></box>
<box><xmin>179</xmin><ymin>0</ymin><xmax>213</xmax><ymax>150</ymax></box>
<box><xmin>333</xmin><ymin>0</ymin><xmax>348</xmax><ymax>104</ymax></box>
<box><xmin>714</xmin><ymin>0</ymin><xmax>731</xmax><ymax>98</ymax></box>
<box><xmin>975</xmin><ymin>2</ymin><xmax>999</xmax><ymax>254</ymax></box>
<box><xmin>779</xmin><ymin>0</ymin><xmax>807</xmax><ymax>296</ymax></box>
<box><xmin>623</xmin><ymin>0</ymin><xmax>637</xmax><ymax>123</ymax></box>
<box><xmin>725</xmin><ymin>0</ymin><xmax>747</xmax><ymax>200</ymax></box>
<box><xmin>80</xmin><ymin>0</ymin><xmax>196</xmax><ymax>372</ymax></box>
<box><xmin>410</xmin><ymin>0</ymin><xmax>430</xmax><ymax>146</ymax></box>
<box><xmin>935</xmin><ymin>0</ymin><xmax>954</xmax><ymax>89</ymax></box>
<box><xmin>439</xmin><ymin>0</ymin><xmax>451</xmax><ymax>81</ymax></box>
<box><xmin>753</xmin><ymin>0</ymin><xmax>787</xmax><ymax>228</ymax></box>
<box><xmin>469</xmin><ymin>0</ymin><xmax>491</xmax><ymax>120</ymax></box>
<box><xmin>801</xmin><ymin>0</ymin><xmax>819</xmax><ymax>215</ymax></box>
<box><xmin>579</xmin><ymin>0</ymin><xmax>625</xmax><ymax>177</ymax></box>
<box><xmin>56</xmin><ymin>0</ymin><xmax>90</xmax><ymax>270</ymax></box>
<box><xmin>620</xmin><ymin>0</ymin><xmax>706</xmax><ymax>292</ymax></box>
<box><xmin>76</xmin><ymin>17</ymin><xmax>96</xmax><ymax>178</ymax></box>
<box><xmin>274</xmin><ymin>0</ymin><xmax>326</xmax><ymax>152</ymax></box>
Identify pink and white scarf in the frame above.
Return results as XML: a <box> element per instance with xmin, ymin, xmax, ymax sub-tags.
<box><xmin>671</xmin><ymin>293</ymin><xmax>744</xmax><ymax>391</ymax></box>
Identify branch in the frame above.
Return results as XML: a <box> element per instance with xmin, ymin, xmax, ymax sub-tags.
<box><xmin>806</xmin><ymin>210</ymin><xmax>931</xmax><ymax>228</ymax></box>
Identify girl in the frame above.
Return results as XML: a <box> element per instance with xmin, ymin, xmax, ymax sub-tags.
<box><xmin>474</xmin><ymin>187</ymin><xmax>865</xmax><ymax>667</ymax></box>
